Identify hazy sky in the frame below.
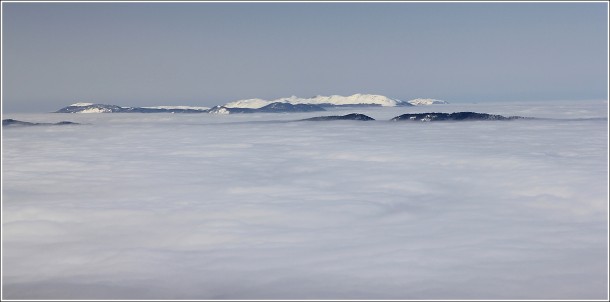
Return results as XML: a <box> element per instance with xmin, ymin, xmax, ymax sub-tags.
<box><xmin>2</xmin><ymin>2</ymin><xmax>608</xmax><ymax>112</ymax></box>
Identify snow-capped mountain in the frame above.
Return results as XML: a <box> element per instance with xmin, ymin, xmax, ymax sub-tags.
<box><xmin>56</xmin><ymin>103</ymin><xmax>209</xmax><ymax>113</ymax></box>
<box><xmin>224</xmin><ymin>94</ymin><xmax>412</xmax><ymax>109</ymax></box>
<box><xmin>407</xmin><ymin>98</ymin><xmax>449</xmax><ymax>105</ymax></box>
<box><xmin>56</xmin><ymin>103</ymin><xmax>124</xmax><ymax>113</ymax></box>
<box><xmin>55</xmin><ymin>94</ymin><xmax>449</xmax><ymax>114</ymax></box>
<box><xmin>140</xmin><ymin>106</ymin><xmax>210</xmax><ymax>111</ymax></box>
<box><xmin>207</xmin><ymin>102</ymin><xmax>326</xmax><ymax>114</ymax></box>
<box><xmin>257</xmin><ymin>102</ymin><xmax>326</xmax><ymax>113</ymax></box>
<box><xmin>223</xmin><ymin>98</ymin><xmax>271</xmax><ymax>109</ymax></box>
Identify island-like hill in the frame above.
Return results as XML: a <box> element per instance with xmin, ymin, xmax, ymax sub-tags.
<box><xmin>390</xmin><ymin>112</ymin><xmax>528</xmax><ymax>122</ymax></box>
<box><xmin>3</xmin><ymin>119</ymin><xmax>79</xmax><ymax>127</ymax></box>
<box><xmin>298</xmin><ymin>112</ymin><xmax>528</xmax><ymax>122</ymax></box>
<box><xmin>301</xmin><ymin>113</ymin><xmax>375</xmax><ymax>121</ymax></box>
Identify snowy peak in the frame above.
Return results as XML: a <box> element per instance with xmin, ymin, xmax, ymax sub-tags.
<box><xmin>224</xmin><ymin>99</ymin><xmax>272</xmax><ymax>109</ymax></box>
<box><xmin>70</xmin><ymin>102</ymin><xmax>95</xmax><ymax>107</ymax></box>
<box><xmin>140</xmin><ymin>106</ymin><xmax>210</xmax><ymax>111</ymax></box>
<box><xmin>222</xmin><ymin>94</ymin><xmax>412</xmax><ymax>109</ymax></box>
<box><xmin>207</xmin><ymin>106</ymin><xmax>233</xmax><ymax>115</ymax></box>
<box><xmin>407</xmin><ymin>98</ymin><xmax>449</xmax><ymax>105</ymax></box>
<box><xmin>291</xmin><ymin>94</ymin><xmax>404</xmax><ymax>107</ymax></box>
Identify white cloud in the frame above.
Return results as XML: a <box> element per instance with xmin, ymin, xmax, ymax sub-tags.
<box><xmin>2</xmin><ymin>100</ymin><xmax>608</xmax><ymax>299</ymax></box>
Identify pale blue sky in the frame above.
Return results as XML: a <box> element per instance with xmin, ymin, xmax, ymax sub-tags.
<box><xmin>2</xmin><ymin>2</ymin><xmax>608</xmax><ymax>112</ymax></box>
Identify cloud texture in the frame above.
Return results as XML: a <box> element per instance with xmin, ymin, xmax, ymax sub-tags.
<box><xmin>2</xmin><ymin>100</ymin><xmax>608</xmax><ymax>299</ymax></box>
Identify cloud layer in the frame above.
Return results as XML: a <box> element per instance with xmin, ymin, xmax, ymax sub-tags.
<box><xmin>2</xmin><ymin>100</ymin><xmax>608</xmax><ymax>299</ymax></box>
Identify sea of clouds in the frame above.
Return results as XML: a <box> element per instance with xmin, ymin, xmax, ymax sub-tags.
<box><xmin>2</xmin><ymin>100</ymin><xmax>608</xmax><ymax>299</ymax></box>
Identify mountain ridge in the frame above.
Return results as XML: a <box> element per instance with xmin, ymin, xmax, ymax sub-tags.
<box><xmin>55</xmin><ymin>94</ymin><xmax>448</xmax><ymax>114</ymax></box>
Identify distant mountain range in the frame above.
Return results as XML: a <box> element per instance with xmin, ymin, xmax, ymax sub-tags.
<box><xmin>54</xmin><ymin>94</ymin><xmax>449</xmax><ymax>114</ymax></box>
<box><xmin>3</xmin><ymin>112</ymin><xmax>530</xmax><ymax>129</ymax></box>
<box><xmin>207</xmin><ymin>102</ymin><xmax>327</xmax><ymax>114</ymax></box>
<box><xmin>56</xmin><ymin>103</ymin><xmax>211</xmax><ymax>113</ymax></box>
<box><xmin>223</xmin><ymin>94</ymin><xmax>412</xmax><ymax>108</ymax></box>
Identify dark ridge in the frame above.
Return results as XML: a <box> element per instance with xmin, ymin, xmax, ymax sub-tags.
<box><xmin>301</xmin><ymin>113</ymin><xmax>375</xmax><ymax>121</ymax></box>
<box><xmin>54</xmin><ymin>121</ymin><xmax>80</xmax><ymax>125</ymax></box>
<box><xmin>390</xmin><ymin>112</ymin><xmax>529</xmax><ymax>122</ymax></box>
<box><xmin>3</xmin><ymin>119</ymin><xmax>79</xmax><ymax>127</ymax></box>
<box><xmin>2</xmin><ymin>119</ymin><xmax>36</xmax><ymax>126</ymax></box>
<box><xmin>206</xmin><ymin>103</ymin><xmax>327</xmax><ymax>114</ymax></box>
<box><xmin>257</xmin><ymin>102</ymin><xmax>326</xmax><ymax>113</ymax></box>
